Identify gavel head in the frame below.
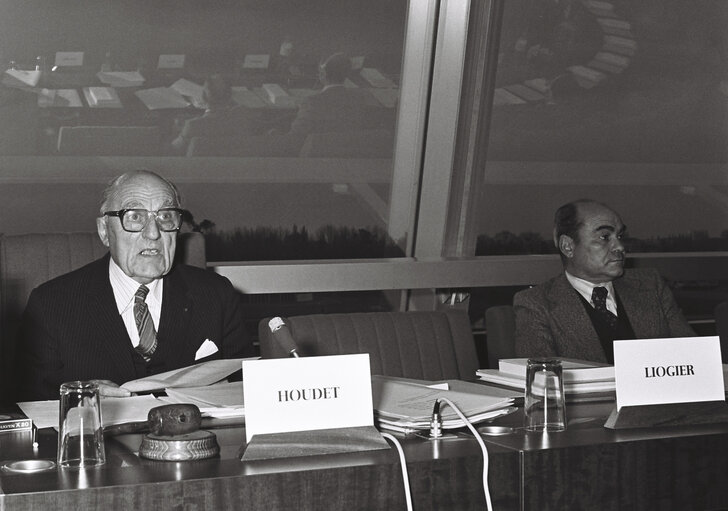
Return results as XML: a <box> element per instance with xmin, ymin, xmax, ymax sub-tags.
<box><xmin>147</xmin><ymin>404</ymin><xmax>202</xmax><ymax>436</ymax></box>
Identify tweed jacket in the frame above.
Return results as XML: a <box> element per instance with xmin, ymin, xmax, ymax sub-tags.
<box><xmin>16</xmin><ymin>254</ymin><xmax>253</xmax><ymax>401</ymax></box>
<box><xmin>514</xmin><ymin>268</ymin><xmax>695</xmax><ymax>363</ymax></box>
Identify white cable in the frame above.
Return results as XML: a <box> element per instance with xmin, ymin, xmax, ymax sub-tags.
<box><xmin>438</xmin><ymin>397</ymin><xmax>494</xmax><ymax>511</ymax></box>
<box><xmin>381</xmin><ymin>431</ymin><xmax>414</xmax><ymax>511</ymax></box>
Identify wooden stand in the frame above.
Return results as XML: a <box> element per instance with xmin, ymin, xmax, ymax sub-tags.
<box><xmin>604</xmin><ymin>400</ymin><xmax>728</xmax><ymax>430</ymax></box>
<box><xmin>240</xmin><ymin>425</ymin><xmax>390</xmax><ymax>461</ymax></box>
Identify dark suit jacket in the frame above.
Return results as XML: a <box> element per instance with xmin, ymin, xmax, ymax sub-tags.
<box><xmin>290</xmin><ymin>85</ymin><xmax>371</xmax><ymax>134</ymax></box>
<box><xmin>514</xmin><ymin>268</ymin><xmax>695</xmax><ymax>363</ymax></box>
<box><xmin>16</xmin><ymin>255</ymin><xmax>254</xmax><ymax>401</ymax></box>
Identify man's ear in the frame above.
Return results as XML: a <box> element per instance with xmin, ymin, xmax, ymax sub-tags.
<box><xmin>558</xmin><ymin>234</ymin><xmax>575</xmax><ymax>258</ymax></box>
<box><xmin>96</xmin><ymin>216</ymin><xmax>110</xmax><ymax>247</ymax></box>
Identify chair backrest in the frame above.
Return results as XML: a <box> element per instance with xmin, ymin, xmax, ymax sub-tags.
<box><xmin>715</xmin><ymin>301</ymin><xmax>728</xmax><ymax>363</ymax></box>
<box><xmin>299</xmin><ymin>129</ymin><xmax>394</xmax><ymax>158</ymax></box>
<box><xmin>258</xmin><ymin>310</ymin><xmax>479</xmax><ymax>381</ymax></box>
<box><xmin>186</xmin><ymin>133</ymin><xmax>306</xmax><ymax>157</ymax></box>
<box><xmin>57</xmin><ymin>126</ymin><xmax>161</xmax><ymax>156</ymax></box>
<box><xmin>0</xmin><ymin>231</ymin><xmax>205</xmax><ymax>404</ymax></box>
<box><xmin>484</xmin><ymin>305</ymin><xmax>516</xmax><ymax>369</ymax></box>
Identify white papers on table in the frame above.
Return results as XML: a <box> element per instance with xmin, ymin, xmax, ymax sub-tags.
<box><xmin>121</xmin><ymin>357</ymin><xmax>251</xmax><ymax>393</ymax></box>
<box><xmin>18</xmin><ymin>395</ymin><xmax>160</xmax><ymax>430</ymax></box>
<box><xmin>497</xmin><ymin>358</ymin><xmax>614</xmax><ymax>383</ymax></box>
<box><xmin>83</xmin><ymin>86</ymin><xmax>122</xmax><ymax>108</ymax></box>
<box><xmin>476</xmin><ymin>358</ymin><xmax>616</xmax><ymax>395</ymax></box>
<box><xmin>3</xmin><ymin>69</ymin><xmax>41</xmax><ymax>88</ymax></box>
<box><xmin>38</xmin><ymin>88</ymin><xmax>83</xmax><ymax>108</ymax></box>
<box><xmin>372</xmin><ymin>376</ymin><xmax>515</xmax><ymax>431</ymax></box>
<box><xmin>360</xmin><ymin>68</ymin><xmax>396</xmax><ymax>88</ymax></box>
<box><xmin>261</xmin><ymin>83</ymin><xmax>289</xmax><ymax>105</ymax></box>
<box><xmin>134</xmin><ymin>87</ymin><xmax>190</xmax><ymax>110</ymax></box>
<box><xmin>231</xmin><ymin>86</ymin><xmax>267</xmax><ymax>108</ymax></box>
<box><xmin>170</xmin><ymin>78</ymin><xmax>205</xmax><ymax>108</ymax></box>
<box><xmin>163</xmin><ymin>381</ymin><xmax>244</xmax><ymax>419</ymax></box>
<box><xmin>96</xmin><ymin>71</ymin><xmax>145</xmax><ymax>87</ymax></box>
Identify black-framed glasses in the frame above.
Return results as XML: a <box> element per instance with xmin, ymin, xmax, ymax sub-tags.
<box><xmin>103</xmin><ymin>208</ymin><xmax>184</xmax><ymax>232</ymax></box>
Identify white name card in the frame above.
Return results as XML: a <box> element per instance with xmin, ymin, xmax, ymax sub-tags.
<box><xmin>243</xmin><ymin>354</ymin><xmax>373</xmax><ymax>443</ymax></box>
<box><xmin>243</xmin><ymin>54</ymin><xmax>270</xmax><ymax>69</ymax></box>
<box><xmin>613</xmin><ymin>336</ymin><xmax>725</xmax><ymax>410</ymax></box>
<box><xmin>157</xmin><ymin>54</ymin><xmax>185</xmax><ymax>69</ymax></box>
<box><xmin>54</xmin><ymin>52</ymin><xmax>84</xmax><ymax>67</ymax></box>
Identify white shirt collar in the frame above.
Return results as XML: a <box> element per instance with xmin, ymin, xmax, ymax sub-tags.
<box><xmin>108</xmin><ymin>258</ymin><xmax>163</xmax><ymax>315</ymax></box>
<box><xmin>565</xmin><ymin>271</ymin><xmax>617</xmax><ymax>315</ymax></box>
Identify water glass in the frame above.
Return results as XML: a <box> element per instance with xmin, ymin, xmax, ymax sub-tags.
<box><xmin>57</xmin><ymin>381</ymin><xmax>106</xmax><ymax>468</ymax></box>
<box><xmin>524</xmin><ymin>358</ymin><xmax>566</xmax><ymax>432</ymax></box>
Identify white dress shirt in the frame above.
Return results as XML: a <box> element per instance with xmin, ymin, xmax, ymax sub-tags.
<box><xmin>109</xmin><ymin>258</ymin><xmax>163</xmax><ymax>347</ymax></box>
<box><xmin>565</xmin><ymin>271</ymin><xmax>618</xmax><ymax>316</ymax></box>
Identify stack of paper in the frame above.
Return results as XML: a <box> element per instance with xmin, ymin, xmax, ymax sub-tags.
<box><xmin>134</xmin><ymin>87</ymin><xmax>190</xmax><ymax>110</ymax></box>
<box><xmin>97</xmin><ymin>71</ymin><xmax>145</xmax><ymax>88</ymax></box>
<box><xmin>477</xmin><ymin>358</ymin><xmax>616</xmax><ymax>397</ymax></box>
<box><xmin>83</xmin><ymin>86</ymin><xmax>122</xmax><ymax>108</ymax></box>
<box><xmin>372</xmin><ymin>376</ymin><xmax>516</xmax><ymax>433</ymax></box>
<box><xmin>170</xmin><ymin>78</ymin><xmax>205</xmax><ymax>108</ymax></box>
<box><xmin>231</xmin><ymin>86</ymin><xmax>267</xmax><ymax>108</ymax></box>
<box><xmin>2</xmin><ymin>69</ymin><xmax>41</xmax><ymax>88</ymax></box>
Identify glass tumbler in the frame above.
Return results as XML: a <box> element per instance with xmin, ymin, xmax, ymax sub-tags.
<box><xmin>57</xmin><ymin>381</ymin><xmax>106</xmax><ymax>468</ymax></box>
<box><xmin>524</xmin><ymin>358</ymin><xmax>567</xmax><ymax>432</ymax></box>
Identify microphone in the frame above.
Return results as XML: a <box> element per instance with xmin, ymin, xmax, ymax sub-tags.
<box><xmin>268</xmin><ymin>317</ymin><xmax>300</xmax><ymax>358</ymax></box>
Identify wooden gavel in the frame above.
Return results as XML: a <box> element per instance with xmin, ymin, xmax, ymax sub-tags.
<box><xmin>104</xmin><ymin>403</ymin><xmax>201</xmax><ymax>436</ymax></box>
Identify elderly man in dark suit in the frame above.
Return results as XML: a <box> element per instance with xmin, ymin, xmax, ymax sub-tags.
<box><xmin>514</xmin><ymin>199</ymin><xmax>695</xmax><ymax>363</ymax></box>
<box><xmin>16</xmin><ymin>170</ymin><xmax>254</xmax><ymax>401</ymax></box>
<box><xmin>289</xmin><ymin>52</ymin><xmax>371</xmax><ymax>135</ymax></box>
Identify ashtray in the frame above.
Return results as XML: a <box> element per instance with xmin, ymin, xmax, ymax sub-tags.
<box><xmin>1</xmin><ymin>459</ymin><xmax>56</xmax><ymax>473</ymax></box>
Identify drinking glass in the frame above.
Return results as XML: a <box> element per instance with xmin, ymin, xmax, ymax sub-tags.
<box><xmin>524</xmin><ymin>358</ymin><xmax>566</xmax><ymax>432</ymax></box>
<box><xmin>57</xmin><ymin>381</ymin><xmax>106</xmax><ymax>468</ymax></box>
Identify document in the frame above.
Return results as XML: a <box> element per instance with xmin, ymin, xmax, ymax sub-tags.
<box><xmin>497</xmin><ymin>358</ymin><xmax>614</xmax><ymax>383</ymax></box>
<box><xmin>121</xmin><ymin>357</ymin><xmax>251</xmax><ymax>393</ymax></box>
<box><xmin>18</xmin><ymin>395</ymin><xmax>160</xmax><ymax>430</ymax></box>
<box><xmin>372</xmin><ymin>376</ymin><xmax>515</xmax><ymax>431</ymax></box>
<box><xmin>96</xmin><ymin>71</ymin><xmax>145</xmax><ymax>87</ymax></box>
<box><xmin>231</xmin><ymin>86</ymin><xmax>267</xmax><ymax>108</ymax></box>
<box><xmin>135</xmin><ymin>87</ymin><xmax>190</xmax><ymax>110</ymax></box>
<box><xmin>82</xmin><ymin>86</ymin><xmax>122</xmax><ymax>108</ymax></box>
<box><xmin>37</xmin><ymin>88</ymin><xmax>83</xmax><ymax>108</ymax></box>
<box><xmin>170</xmin><ymin>78</ymin><xmax>204</xmax><ymax>107</ymax></box>
<box><xmin>163</xmin><ymin>381</ymin><xmax>244</xmax><ymax>419</ymax></box>
<box><xmin>2</xmin><ymin>69</ymin><xmax>41</xmax><ymax>88</ymax></box>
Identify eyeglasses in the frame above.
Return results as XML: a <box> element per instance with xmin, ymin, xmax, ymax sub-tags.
<box><xmin>103</xmin><ymin>208</ymin><xmax>184</xmax><ymax>233</ymax></box>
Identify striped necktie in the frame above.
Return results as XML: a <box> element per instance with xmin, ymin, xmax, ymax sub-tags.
<box><xmin>592</xmin><ymin>286</ymin><xmax>618</xmax><ymax>329</ymax></box>
<box><xmin>134</xmin><ymin>285</ymin><xmax>158</xmax><ymax>362</ymax></box>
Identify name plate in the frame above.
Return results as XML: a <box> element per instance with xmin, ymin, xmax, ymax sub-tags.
<box><xmin>613</xmin><ymin>336</ymin><xmax>724</xmax><ymax>410</ymax></box>
<box><xmin>157</xmin><ymin>54</ymin><xmax>185</xmax><ymax>69</ymax></box>
<box><xmin>55</xmin><ymin>51</ymin><xmax>84</xmax><ymax>67</ymax></box>
<box><xmin>243</xmin><ymin>354</ymin><xmax>373</xmax><ymax>443</ymax></box>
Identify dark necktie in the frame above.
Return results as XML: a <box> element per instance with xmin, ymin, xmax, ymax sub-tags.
<box><xmin>134</xmin><ymin>285</ymin><xmax>158</xmax><ymax>362</ymax></box>
<box><xmin>592</xmin><ymin>286</ymin><xmax>618</xmax><ymax>329</ymax></box>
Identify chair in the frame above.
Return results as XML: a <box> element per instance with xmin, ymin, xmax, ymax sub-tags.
<box><xmin>0</xmin><ymin>231</ymin><xmax>205</xmax><ymax>404</ymax></box>
<box><xmin>715</xmin><ymin>301</ymin><xmax>728</xmax><ymax>363</ymax></box>
<box><xmin>186</xmin><ymin>133</ymin><xmax>306</xmax><ymax>157</ymax></box>
<box><xmin>57</xmin><ymin>126</ymin><xmax>161</xmax><ymax>156</ymax></box>
<box><xmin>484</xmin><ymin>305</ymin><xmax>516</xmax><ymax>369</ymax></box>
<box><xmin>298</xmin><ymin>129</ymin><xmax>394</xmax><ymax>158</ymax></box>
<box><xmin>258</xmin><ymin>310</ymin><xmax>479</xmax><ymax>381</ymax></box>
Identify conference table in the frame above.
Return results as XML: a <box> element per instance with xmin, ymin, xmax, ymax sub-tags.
<box><xmin>2</xmin><ymin>398</ymin><xmax>728</xmax><ymax>510</ymax></box>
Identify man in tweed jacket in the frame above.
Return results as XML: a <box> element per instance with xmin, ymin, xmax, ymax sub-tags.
<box><xmin>514</xmin><ymin>200</ymin><xmax>694</xmax><ymax>363</ymax></box>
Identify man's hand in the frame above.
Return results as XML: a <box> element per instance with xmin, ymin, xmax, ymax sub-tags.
<box><xmin>89</xmin><ymin>379</ymin><xmax>132</xmax><ymax>398</ymax></box>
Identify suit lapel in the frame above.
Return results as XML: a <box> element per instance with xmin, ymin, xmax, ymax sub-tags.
<box><xmin>548</xmin><ymin>274</ymin><xmax>606</xmax><ymax>361</ymax></box>
<box><xmin>85</xmin><ymin>256</ymin><xmax>137</xmax><ymax>375</ymax></box>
